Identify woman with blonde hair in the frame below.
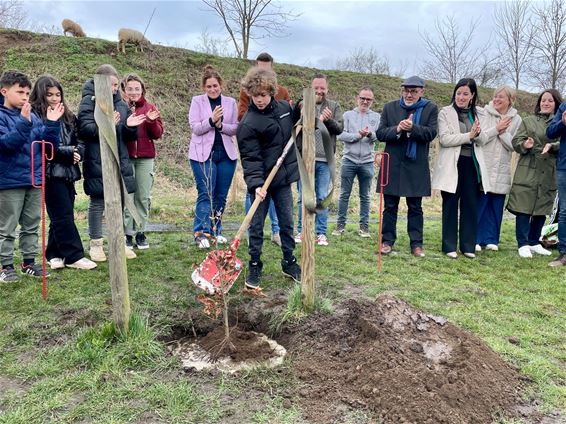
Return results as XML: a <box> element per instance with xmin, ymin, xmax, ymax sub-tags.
<box><xmin>475</xmin><ymin>85</ymin><xmax>522</xmax><ymax>251</ymax></box>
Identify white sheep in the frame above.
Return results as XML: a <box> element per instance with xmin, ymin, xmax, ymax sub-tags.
<box><xmin>117</xmin><ymin>28</ymin><xmax>151</xmax><ymax>54</ymax></box>
<box><xmin>61</xmin><ymin>19</ymin><xmax>86</xmax><ymax>37</ymax></box>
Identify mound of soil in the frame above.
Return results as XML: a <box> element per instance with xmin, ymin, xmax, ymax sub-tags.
<box><xmin>289</xmin><ymin>295</ymin><xmax>522</xmax><ymax>424</ymax></box>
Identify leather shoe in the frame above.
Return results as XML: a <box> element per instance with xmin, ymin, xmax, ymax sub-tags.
<box><xmin>412</xmin><ymin>246</ymin><xmax>425</xmax><ymax>257</ymax></box>
<box><xmin>380</xmin><ymin>243</ymin><xmax>392</xmax><ymax>255</ymax></box>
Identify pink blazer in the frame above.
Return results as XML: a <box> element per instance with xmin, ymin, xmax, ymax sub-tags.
<box><xmin>188</xmin><ymin>94</ymin><xmax>239</xmax><ymax>162</ymax></box>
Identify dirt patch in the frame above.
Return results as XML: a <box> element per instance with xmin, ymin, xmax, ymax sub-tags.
<box><xmin>288</xmin><ymin>295</ymin><xmax>523</xmax><ymax>424</ymax></box>
<box><xmin>199</xmin><ymin>327</ymin><xmax>276</xmax><ymax>362</ymax></box>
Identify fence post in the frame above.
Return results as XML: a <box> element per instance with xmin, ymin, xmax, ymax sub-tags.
<box><xmin>301</xmin><ymin>88</ymin><xmax>316</xmax><ymax>311</ymax></box>
<box><xmin>94</xmin><ymin>74</ymin><xmax>131</xmax><ymax>334</ymax></box>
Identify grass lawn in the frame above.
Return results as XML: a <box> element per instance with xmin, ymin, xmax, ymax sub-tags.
<box><xmin>0</xmin><ymin>183</ymin><xmax>565</xmax><ymax>423</ymax></box>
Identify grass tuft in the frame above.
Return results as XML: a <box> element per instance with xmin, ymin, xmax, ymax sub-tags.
<box><xmin>269</xmin><ymin>284</ymin><xmax>333</xmax><ymax>334</ymax></box>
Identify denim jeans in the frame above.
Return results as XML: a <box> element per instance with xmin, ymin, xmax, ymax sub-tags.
<box><xmin>245</xmin><ymin>192</ymin><xmax>279</xmax><ymax>234</ymax></box>
<box><xmin>515</xmin><ymin>213</ymin><xmax>546</xmax><ymax>248</ymax></box>
<box><xmin>297</xmin><ymin>161</ymin><xmax>330</xmax><ymax>236</ymax></box>
<box><xmin>556</xmin><ymin>170</ymin><xmax>566</xmax><ymax>253</ymax></box>
<box><xmin>337</xmin><ymin>159</ymin><xmax>374</xmax><ymax>227</ymax></box>
<box><xmin>476</xmin><ymin>192</ymin><xmax>505</xmax><ymax>246</ymax></box>
<box><xmin>190</xmin><ymin>148</ymin><xmax>236</xmax><ymax>236</ymax></box>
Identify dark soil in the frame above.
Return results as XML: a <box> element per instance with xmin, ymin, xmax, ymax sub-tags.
<box><xmin>288</xmin><ymin>295</ymin><xmax>523</xmax><ymax>424</ymax></box>
<box><xmin>199</xmin><ymin>326</ymin><xmax>277</xmax><ymax>362</ymax></box>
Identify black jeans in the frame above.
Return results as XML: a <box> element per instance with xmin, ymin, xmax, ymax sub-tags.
<box><xmin>45</xmin><ymin>178</ymin><xmax>85</xmax><ymax>263</ymax></box>
<box><xmin>515</xmin><ymin>213</ymin><xmax>546</xmax><ymax>248</ymax></box>
<box><xmin>441</xmin><ymin>156</ymin><xmax>480</xmax><ymax>254</ymax></box>
<box><xmin>248</xmin><ymin>184</ymin><xmax>295</xmax><ymax>263</ymax></box>
<box><xmin>382</xmin><ymin>194</ymin><xmax>423</xmax><ymax>248</ymax></box>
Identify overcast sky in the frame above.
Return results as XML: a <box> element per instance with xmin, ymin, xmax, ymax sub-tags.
<box><xmin>24</xmin><ymin>0</ymin><xmax>501</xmax><ymax>77</ymax></box>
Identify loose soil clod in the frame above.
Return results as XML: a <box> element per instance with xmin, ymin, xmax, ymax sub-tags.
<box><xmin>288</xmin><ymin>295</ymin><xmax>523</xmax><ymax>424</ymax></box>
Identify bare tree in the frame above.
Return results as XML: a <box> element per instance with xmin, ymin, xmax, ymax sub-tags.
<box><xmin>201</xmin><ymin>0</ymin><xmax>299</xmax><ymax>59</ymax></box>
<box><xmin>530</xmin><ymin>0</ymin><xmax>566</xmax><ymax>91</ymax></box>
<box><xmin>419</xmin><ymin>15</ymin><xmax>496</xmax><ymax>84</ymax></box>
<box><xmin>335</xmin><ymin>47</ymin><xmax>391</xmax><ymax>75</ymax></box>
<box><xmin>195</xmin><ymin>28</ymin><xmax>234</xmax><ymax>57</ymax></box>
<box><xmin>493</xmin><ymin>0</ymin><xmax>534</xmax><ymax>90</ymax></box>
<box><xmin>0</xmin><ymin>0</ymin><xmax>26</xmax><ymax>29</ymax></box>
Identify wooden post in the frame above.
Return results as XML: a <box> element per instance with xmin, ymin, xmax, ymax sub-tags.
<box><xmin>301</xmin><ymin>88</ymin><xmax>316</xmax><ymax>311</ymax></box>
<box><xmin>94</xmin><ymin>75</ymin><xmax>131</xmax><ymax>334</ymax></box>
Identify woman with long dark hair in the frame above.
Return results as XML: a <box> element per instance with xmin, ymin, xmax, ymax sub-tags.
<box><xmin>507</xmin><ymin>89</ymin><xmax>563</xmax><ymax>258</ymax></box>
<box><xmin>30</xmin><ymin>75</ymin><xmax>96</xmax><ymax>270</ymax></box>
<box><xmin>432</xmin><ymin>78</ymin><xmax>490</xmax><ymax>259</ymax></box>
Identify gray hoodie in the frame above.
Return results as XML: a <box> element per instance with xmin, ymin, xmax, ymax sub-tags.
<box><xmin>338</xmin><ymin>107</ymin><xmax>380</xmax><ymax>164</ymax></box>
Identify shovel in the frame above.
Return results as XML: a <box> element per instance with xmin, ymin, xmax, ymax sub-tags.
<box><xmin>191</xmin><ymin>132</ymin><xmax>298</xmax><ymax>295</ymax></box>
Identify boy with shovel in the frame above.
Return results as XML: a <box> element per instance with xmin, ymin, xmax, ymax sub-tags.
<box><xmin>236</xmin><ymin>67</ymin><xmax>301</xmax><ymax>289</ymax></box>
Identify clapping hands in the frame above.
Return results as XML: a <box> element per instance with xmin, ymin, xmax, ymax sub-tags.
<box><xmin>46</xmin><ymin>103</ymin><xmax>65</xmax><ymax>122</ymax></box>
<box><xmin>397</xmin><ymin>114</ymin><xmax>413</xmax><ymax>132</ymax></box>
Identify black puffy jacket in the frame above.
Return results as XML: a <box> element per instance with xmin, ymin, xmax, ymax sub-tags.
<box><xmin>77</xmin><ymin>79</ymin><xmax>137</xmax><ymax>198</ymax></box>
<box><xmin>236</xmin><ymin>99</ymin><xmax>299</xmax><ymax>192</ymax></box>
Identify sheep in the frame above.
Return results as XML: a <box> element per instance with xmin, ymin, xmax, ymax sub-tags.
<box><xmin>117</xmin><ymin>28</ymin><xmax>151</xmax><ymax>54</ymax></box>
<box><xmin>61</xmin><ymin>19</ymin><xmax>86</xmax><ymax>37</ymax></box>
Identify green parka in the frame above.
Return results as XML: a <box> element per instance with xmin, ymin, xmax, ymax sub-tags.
<box><xmin>506</xmin><ymin>114</ymin><xmax>559</xmax><ymax>216</ymax></box>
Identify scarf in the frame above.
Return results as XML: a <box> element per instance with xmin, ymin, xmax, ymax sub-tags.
<box><xmin>400</xmin><ymin>97</ymin><xmax>430</xmax><ymax>160</ymax></box>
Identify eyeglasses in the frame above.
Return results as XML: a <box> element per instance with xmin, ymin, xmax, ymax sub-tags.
<box><xmin>402</xmin><ymin>88</ymin><xmax>420</xmax><ymax>95</ymax></box>
<box><xmin>359</xmin><ymin>96</ymin><xmax>374</xmax><ymax>102</ymax></box>
<box><xmin>125</xmin><ymin>87</ymin><xmax>142</xmax><ymax>93</ymax></box>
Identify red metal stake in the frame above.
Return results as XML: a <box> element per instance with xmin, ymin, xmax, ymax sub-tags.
<box><xmin>377</xmin><ymin>152</ymin><xmax>390</xmax><ymax>273</ymax></box>
<box><xmin>31</xmin><ymin>140</ymin><xmax>53</xmax><ymax>300</ymax></box>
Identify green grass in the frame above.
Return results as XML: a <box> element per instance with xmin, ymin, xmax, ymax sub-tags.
<box><xmin>0</xmin><ymin>207</ymin><xmax>564</xmax><ymax>422</ymax></box>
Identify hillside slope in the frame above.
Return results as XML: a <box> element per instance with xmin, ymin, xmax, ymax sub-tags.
<box><xmin>0</xmin><ymin>29</ymin><xmax>537</xmax><ymax>186</ymax></box>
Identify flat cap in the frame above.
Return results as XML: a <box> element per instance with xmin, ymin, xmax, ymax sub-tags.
<box><xmin>401</xmin><ymin>75</ymin><xmax>425</xmax><ymax>88</ymax></box>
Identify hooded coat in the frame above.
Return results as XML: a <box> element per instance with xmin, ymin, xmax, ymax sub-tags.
<box><xmin>507</xmin><ymin>114</ymin><xmax>559</xmax><ymax>216</ymax></box>
<box><xmin>77</xmin><ymin>79</ymin><xmax>137</xmax><ymax>197</ymax></box>
<box><xmin>0</xmin><ymin>105</ymin><xmax>60</xmax><ymax>189</ymax></box>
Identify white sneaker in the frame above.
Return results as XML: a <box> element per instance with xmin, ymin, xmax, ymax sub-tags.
<box><xmin>66</xmin><ymin>257</ymin><xmax>97</xmax><ymax>270</ymax></box>
<box><xmin>529</xmin><ymin>244</ymin><xmax>552</xmax><ymax>256</ymax></box>
<box><xmin>216</xmin><ymin>235</ymin><xmax>228</xmax><ymax>244</ymax></box>
<box><xmin>316</xmin><ymin>234</ymin><xmax>329</xmax><ymax>246</ymax></box>
<box><xmin>48</xmin><ymin>258</ymin><xmax>65</xmax><ymax>270</ymax></box>
<box><xmin>196</xmin><ymin>237</ymin><xmax>210</xmax><ymax>249</ymax></box>
<box><xmin>485</xmin><ymin>244</ymin><xmax>499</xmax><ymax>251</ymax></box>
<box><xmin>475</xmin><ymin>244</ymin><xmax>482</xmax><ymax>252</ymax></box>
<box><xmin>463</xmin><ymin>252</ymin><xmax>476</xmax><ymax>259</ymax></box>
<box><xmin>518</xmin><ymin>246</ymin><xmax>532</xmax><ymax>258</ymax></box>
<box><xmin>446</xmin><ymin>251</ymin><xmax>458</xmax><ymax>259</ymax></box>
<box><xmin>294</xmin><ymin>233</ymin><xmax>302</xmax><ymax>244</ymax></box>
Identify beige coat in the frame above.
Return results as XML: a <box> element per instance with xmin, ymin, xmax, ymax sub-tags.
<box><xmin>474</xmin><ymin>102</ymin><xmax>522</xmax><ymax>194</ymax></box>
<box><xmin>432</xmin><ymin>105</ymin><xmax>491</xmax><ymax>194</ymax></box>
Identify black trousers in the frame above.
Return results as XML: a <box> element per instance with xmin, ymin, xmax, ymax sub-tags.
<box><xmin>248</xmin><ymin>184</ymin><xmax>295</xmax><ymax>263</ymax></box>
<box><xmin>441</xmin><ymin>156</ymin><xmax>480</xmax><ymax>254</ymax></box>
<box><xmin>382</xmin><ymin>194</ymin><xmax>423</xmax><ymax>248</ymax></box>
<box><xmin>45</xmin><ymin>178</ymin><xmax>85</xmax><ymax>263</ymax></box>
<box><xmin>515</xmin><ymin>213</ymin><xmax>546</xmax><ymax>248</ymax></box>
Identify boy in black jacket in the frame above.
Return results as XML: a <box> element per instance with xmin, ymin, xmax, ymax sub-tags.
<box><xmin>236</xmin><ymin>68</ymin><xmax>300</xmax><ymax>289</ymax></box>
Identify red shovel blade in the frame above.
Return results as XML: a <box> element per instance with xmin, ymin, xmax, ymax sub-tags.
<box><xmin>191</xmin><ymin>247</ymin><xmax>243</xmax><ymax>295</ymax></box>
